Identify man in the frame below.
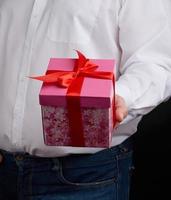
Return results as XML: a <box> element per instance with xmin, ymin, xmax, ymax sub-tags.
<box><xmin>0</xmin><ymin>0</ymin><xmax>171</xmax><ymax>200</ymax></box>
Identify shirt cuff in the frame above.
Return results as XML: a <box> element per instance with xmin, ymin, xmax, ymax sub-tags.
<box><xmin>115</xmin><ymin>81</ymin><xmax>133</xmax><ymax>108</ymax></box>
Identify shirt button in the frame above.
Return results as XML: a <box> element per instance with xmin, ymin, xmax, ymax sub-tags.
<box><xmin>19</xmin><ymin>76</ymin><xmax>24</xmax><ymax>82</ymax></box>
<box><xmin>15</xmin><ymin>154</ymin><xmax>24</xmax><ymax>161</ymax></box>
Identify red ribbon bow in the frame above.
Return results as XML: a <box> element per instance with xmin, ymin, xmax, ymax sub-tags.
<box><xmin>30</xmin><ymin>51</ymin><xmax>115</xmax><ymax>147</ymax></box>
<box><xmin>30</xmin><ymin>50</ymin><xmax>114</xmax><ymax>88</ymax></box>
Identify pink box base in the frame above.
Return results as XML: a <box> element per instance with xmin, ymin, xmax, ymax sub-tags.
<box><xmin>42</xmin><ymin>105</ymin><xmax>113</xmax><ymax>148</ymax></box>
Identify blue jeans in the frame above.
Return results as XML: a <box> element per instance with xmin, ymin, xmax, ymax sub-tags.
<box><xmin>0</xmin><ymin>137</ymin><xmax>134</xmax><ymax>200</ymax></box>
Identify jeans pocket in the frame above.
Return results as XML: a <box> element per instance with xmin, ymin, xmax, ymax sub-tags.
<box><xmin>58</xmin><ymin>160</ymin><xmax>118</xmax><ymax>187</ymax></box>
<box><xmin>47</xmin><ymin>0</ymin><xmax>102</xmax><ymax>44</ymax></box>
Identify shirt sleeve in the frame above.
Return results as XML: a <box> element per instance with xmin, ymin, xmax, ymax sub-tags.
<box><xmin>116</xmin><ymin>0</ymin><xmax>171</xmax><ymax>123</ymax></box>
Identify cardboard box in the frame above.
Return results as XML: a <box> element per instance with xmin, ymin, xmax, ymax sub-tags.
<box><xmin>38</xmin><ymin>53</ymin><xmax>115</xmax><ymax>147</ymax></box>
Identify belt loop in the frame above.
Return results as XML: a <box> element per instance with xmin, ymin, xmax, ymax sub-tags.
<box><xmin>52</xmin><ymin>158</ymin><xmax>60</xmax><ymax>171</ymax></box>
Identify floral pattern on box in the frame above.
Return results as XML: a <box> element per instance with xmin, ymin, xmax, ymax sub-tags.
<box><xmin>42</xmin><ymin>106</ymin><xmax>113</xmax><ymax>147</ymax></box>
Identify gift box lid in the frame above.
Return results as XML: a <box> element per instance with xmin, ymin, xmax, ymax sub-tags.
<box><xmin>39</xmin><ymin>58</ymin><xmax>115</xmax><ymax>108</ymax></box>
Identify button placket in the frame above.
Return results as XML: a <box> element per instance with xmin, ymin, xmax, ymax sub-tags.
<box><xmin>11</xmin><ymin>0</ymin><xmax>48</xmax><ymax>148</ymax></box>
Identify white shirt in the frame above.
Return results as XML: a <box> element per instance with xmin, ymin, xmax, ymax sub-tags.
<box><xmin>0</xmin><ymin>0</ymin><xmax>171</xmax><ymax>157</ymax></box>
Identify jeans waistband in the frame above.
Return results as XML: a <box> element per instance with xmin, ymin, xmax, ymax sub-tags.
<box><xmin>60</xmin><ymin>136</ymin><xmax>133</xmax><ymax>168</ymax></box>
<box><xmin>0</xmin><ymin>136</ymin><xmax>134</xmax><ymax>168</ymax></box>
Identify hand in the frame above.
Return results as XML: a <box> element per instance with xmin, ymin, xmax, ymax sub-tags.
<box><xmin>115</xmin><ymin>94</ymin><xmax>128</xmax><ymax>127</ymax></box>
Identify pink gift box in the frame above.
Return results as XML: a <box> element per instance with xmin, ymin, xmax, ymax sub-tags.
<box><xmin>39</xmin><ymin>57</ymin><xmax>115</xmax><ymax>147</ymax></box>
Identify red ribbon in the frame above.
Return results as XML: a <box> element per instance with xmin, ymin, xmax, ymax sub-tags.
<box><xmin>30</xmin><ymin>51</ymin><xmax>115</xmax><ymax>147</ymax></box>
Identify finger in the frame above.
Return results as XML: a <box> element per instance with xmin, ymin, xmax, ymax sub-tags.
<box><xmin>115</xmin><ymin>107</ymin><xmax>127</xmax><ymax>122</ymax></box>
